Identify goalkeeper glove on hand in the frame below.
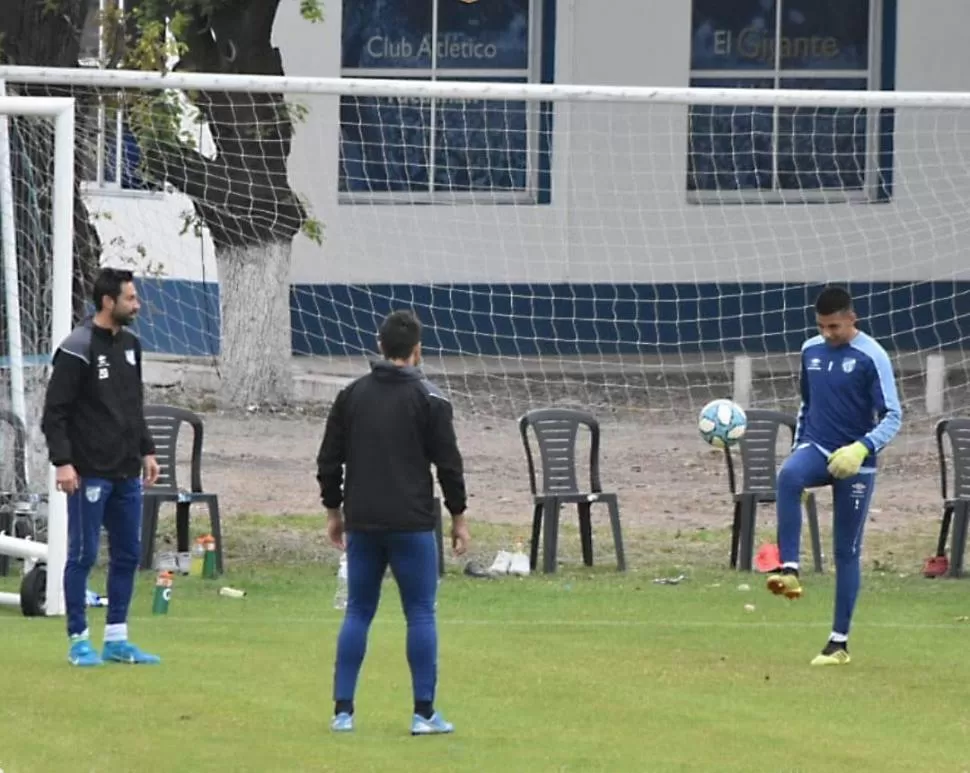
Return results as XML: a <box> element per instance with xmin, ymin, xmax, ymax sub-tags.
<box><xmin>827</xmin><ymin>441</ymin><xmax>869</xmax><ymax>479</ymax></box>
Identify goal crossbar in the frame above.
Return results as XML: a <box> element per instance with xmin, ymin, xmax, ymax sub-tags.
<box><xmin>1</xmin><ymin>65</ymin><xmax>970</xmax><ymax>110</ymax></box>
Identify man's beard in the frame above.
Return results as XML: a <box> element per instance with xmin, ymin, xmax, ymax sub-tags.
<box><xmin>113</xmin><ymin>310</ymin><xmax>136</xmax><ymax>327</ymax></box>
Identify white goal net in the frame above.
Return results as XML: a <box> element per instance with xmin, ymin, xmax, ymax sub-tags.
<box><xmin>2</xmin><ymin>68</ymin><xmax>970</xmax><ymax>436</ymax></box>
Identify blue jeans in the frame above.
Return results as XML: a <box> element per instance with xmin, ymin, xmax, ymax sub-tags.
<box><xmin>64</xmin><ymin>477</ymin><xmax>143</xmax><ymax>637</ymax></box>
<box><xmin>333</xmin><ymin>530</ymin><xmax>439</xmax><ymax>704</ymax></box>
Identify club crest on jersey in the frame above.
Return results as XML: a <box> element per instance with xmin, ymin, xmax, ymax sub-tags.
<box><xmin>85</xmin><ymin>485</ymin><xmax>101</xmax><ymax>503</ymax></box>
<box><xmin>125</xmin><ymin>349</ymin><xmax>136</xmax><ymax>366</ymax></box>
<box><xmin>842</xmin><ymin>358</ymin><xmax>856</xmax><ymax>373</ymax></box>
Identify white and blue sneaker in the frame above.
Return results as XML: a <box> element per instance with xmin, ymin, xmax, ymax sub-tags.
<box><xmin>102</xmin><ymin>640</ymin><xmax>161</xmax><ymax>664</ymax></box>
<box><xmin>330</xmin><ymin>712</ymin><xmax>354</xmax><ymax>733</ymax></box>
<box><xmin>68</xmin><ymin>638</ymin><xmax>103</xmax><ymax>668</ymax></box>
<box><xmin>411</xmin><ymin>712</ymin><xmax>454</xmax><ymax>736</ymax></box>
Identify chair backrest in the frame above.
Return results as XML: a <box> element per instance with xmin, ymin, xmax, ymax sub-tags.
<box><xmin>0</xmin><ymin>409</ymin><xmax>27</xmax><ymax>494</ymax></box>
<box><xmin>936</xmin><ymin>418</ymin><xmax>970</xmax><ymax>500</ymax></box>
<box><xmin>143</xmin><ymin>404</ymin><xmax>206</xmax><ymax>493</ymax></box>
<box><xmin>724</xmin><ymin>409</ymin><xmax>796</xmax><ymax>495</ymax></box>
<box><xmin>518</xmin><ymin>407</ymin><xmax>602</xmax><ymax>496</ymax></box>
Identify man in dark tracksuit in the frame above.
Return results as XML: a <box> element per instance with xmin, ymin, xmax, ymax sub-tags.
<box><xmin>317</xmin><ymin>309</ymin><xmax>470</xmax><ymax>736</ymax></box>
<box><xmin>41</xmin><ymin>268</ymin><xmax>161</xmax><ymax>668</ymax></box>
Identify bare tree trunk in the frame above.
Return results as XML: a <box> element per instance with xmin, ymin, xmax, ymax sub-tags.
<box><xmin>0</xmin><ymin>0</ymin><xmax>101</xmax><ymax>490</ymax></box>
<box><xmin>214</xmin><ymin>241</ymin><xmax>293</xmax><ymax>406</ymax></box>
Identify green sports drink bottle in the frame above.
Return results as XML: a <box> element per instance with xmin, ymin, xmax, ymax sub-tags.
<box><xmin>152</xmin><ymin>571</ymin><xmax>173</xmax><ymax>615</ymax></box>
<box><xmin>202</xmin><ymin>536</ymin><xmax>218</xmax><ymax>579</ymax></box>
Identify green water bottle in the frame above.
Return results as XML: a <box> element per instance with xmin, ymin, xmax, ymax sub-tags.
<box><xmin>152</xmin><ymin>571</ymin><xmax>173</xmax><ymax>615</ymax></box>
<box><xmin>202</xmin><ymin>535</ymin><xmax>218</xmax><ymax>579</ymax></box>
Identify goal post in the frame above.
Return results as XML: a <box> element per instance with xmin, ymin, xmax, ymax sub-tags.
<box><xmin>0</xmin><ymin>64</ymin><xmax>967</xmax><ymax>435</ymax></box>
<box><xmin>0</xmin><ymin>90</ymin><xmax>74</xmax><ymax>617</ymax></box>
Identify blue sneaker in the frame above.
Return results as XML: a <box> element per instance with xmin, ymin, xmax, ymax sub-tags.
<box><xmin>411</xmin><ymin>712</ymin><xmax>454</xmax><ymax>736</ymax></box>
<box><xmin>68</xmin><ymin>638</ymin><xmax>103</xmax><ymax>668</ymax></box>
<box><xmin>330</xmin><ymin>712</ymin><xmax>354</xmax><ymax>733</ymax></box>
<box><xmin>102</xmin><ymin>640</ymin><xmax>161</xmax><ymax>665</ymax></box>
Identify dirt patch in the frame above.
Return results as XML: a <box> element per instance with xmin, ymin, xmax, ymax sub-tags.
<box><xmin>145</xmin><ymin>369</ymin><xmax>952</xmax><ymax>547</ymax></box>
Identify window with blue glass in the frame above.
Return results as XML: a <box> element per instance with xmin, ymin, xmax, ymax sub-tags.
<box><xmin>688</xmin><ymin>0</ymin><xmax>895</xmax><ymax>201</ymax></box>
<box><xmin>79</xmin><ymin>106</ymin><xmax>159</xmax><ymax>193</ymax></box>
<box><xmin>78</xmin><ymin>0</ymin><xmax>161</xmax><ymax>194</ymax></box>
<box><xmin>340</xmin><ymin>0</ymin><xmax>554</xmax><ymax>203</ymax></box>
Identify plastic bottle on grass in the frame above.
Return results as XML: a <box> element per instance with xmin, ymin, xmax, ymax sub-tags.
<box><xmin>190</xmin><ymin>537</ymin><xmax>206</xmax><ymax>577</ymax></box>
<box><xmin>333</xmin><ymin>552</ymin><xmax>348</xmax><ymax>610</ymax></box>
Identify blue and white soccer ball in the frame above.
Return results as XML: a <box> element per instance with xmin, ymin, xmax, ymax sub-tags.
<box><xmin>697</xmin><ymin>398</ymin><xmax>748</xmax><ymax>448</ymax></box>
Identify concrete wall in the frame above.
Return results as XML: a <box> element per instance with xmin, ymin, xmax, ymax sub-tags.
<box><xmin>82</xmin><ymin>0</ymin><xmax>970</xmax><ymax>355</ymax></box>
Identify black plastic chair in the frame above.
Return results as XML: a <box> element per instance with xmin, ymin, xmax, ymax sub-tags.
<box><xmin>519</xmin><ymin>408</ymin><xmax>625</xmax><ymax>574</ymax></box>
<box><xmin>933</xmin><ymin>418</ymin><xmax>970</xmax><ymax>578</ymax></box>
<box><xmin>724</xmin><ymin>409</ymin><xmax>823</xmax><ymax>573</ymax></box>
<box><xmin>0</xmin><ymin>409</ymin><xmax>28</xmax><ymax>576</ymax></box>
<box><xmin>139</xmin><ymin>405</ymin><xmax>223</xmax><ymax>574</ymax></box>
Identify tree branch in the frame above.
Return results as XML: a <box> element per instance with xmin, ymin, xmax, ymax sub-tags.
<box><xmin>129</xmin><ymin>0</ymin><xmax>306</xmax><ymax>251</ymax></box>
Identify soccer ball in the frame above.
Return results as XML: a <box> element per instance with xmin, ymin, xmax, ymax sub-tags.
<box><xmin>697</xmin><ymin>398</ymin><xmax>747</xmax><ymax>448</ymax></box>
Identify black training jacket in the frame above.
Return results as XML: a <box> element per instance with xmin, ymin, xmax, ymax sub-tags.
<box><xmin>316</xmin><ymin>361</ymin><xmax>467</xmax><ymax>531</ymax></box>
<box><xmin>41</xmin><ymin>319</ymin><xmax>155</xmax><ymax>480</ymax></box>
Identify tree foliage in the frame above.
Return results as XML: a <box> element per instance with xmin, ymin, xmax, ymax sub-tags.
<box><xmin>0</xmin><ymin>0</ymin><xmax>103</xmax><ymax>344</ymax></box>
<box><xmin>118</xmin><ymin>0</ymin><xmax>324</xmax><ymax>251</ymax></box>
<box><xmin>0</xmin><ymin>0</ymin><xmax>323</xmax><ymax>406</ymax></box>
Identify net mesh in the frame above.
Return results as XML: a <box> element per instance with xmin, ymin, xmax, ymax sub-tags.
<box><xmin>0</xmin><ymin>102</ymin><xmax>64</xmax><ymax>542</ymax></box>
<box><xmin>3</xmin><ymin>77</ymin><xmax>970</xmax><ymax>442</ymax></box>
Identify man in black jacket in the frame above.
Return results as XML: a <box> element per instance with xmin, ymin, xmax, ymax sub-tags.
<box><xmin>317</xmin><ymin>309</ymin><xmax>470</xmax><ymax>736</ymax></box>
<box><xmin>41</xmin><ymin>268</ymin><xmax>161</xmax><ymax>668</ymax></box>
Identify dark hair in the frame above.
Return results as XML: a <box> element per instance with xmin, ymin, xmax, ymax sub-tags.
<box><xmin>379</xmin><ymin>310</ymin><xmax>422</xmax><ymax>360</ymax></box>
<box><xmin>92</xmin><ymin>268</ymin><xmax>134</xmax><ymax>311</ymax></box>
<box><xmin>814</xmin><ymin>286</ymin><xmax>853</xmax><ymax>316</ymax></box>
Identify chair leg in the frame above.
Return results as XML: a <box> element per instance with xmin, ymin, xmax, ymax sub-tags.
<box><xmin>176</xmin><ymin>502</ymin><xmax>191</xmax><ymax>554</ymax></box>
<box><xmin>0</xmin><ymin>507</ymin><xmax>11</xmax><ymax>576</ymax></box>
<box><xmin>729</xmin><ymin>500</ymin><xmax>742</xmax><ymax>569</ymax></box>
<box><xmin>541</xmin><ymin>496</ymin><xmax>560</xmax><ymax>574</ymax></box>
<box><xmin>937</xmin><ymin>505</ymin><xmax>954</xmax><ymax>557</ymax></box>
<box><xmin>578</xmin><ymin>502</ymin><xmax>593</xmax><ymax>567</ymax></box>
<box><xmin>139</xmin><ymin>498</ymin><xmax>161</xmax><ymax>571</ymax></box>
<box><xmin>606</xmin><ymin>498</ymin><xmax>626</xmax><ymax>572</ymax></box>
<box><xmin>737</xmin><ymin>494</ymin><xmax>757</xmax><ymax>572</ymax></box>
<box><xmin>948</xmin><ymin>501</ymin><xmax>969</xmax><ymax>578</ymax></box>
<box><xmin>433</xmin><ymin>498</ymin><xmax>444</xmax><ymax>578</ymax></box>
<box><xmin>529</xmin><ymin>502</ymin><xmax>543</xmax><ymax>572</ymax></box>
<box><xmin>806</xmin><ymin>493</ymin><xmax>824</xmax><ymax>574</ymax></box>
<box><xmin>208</xmin><ymin>497</ymin><xmax>224</xmax><ymax>576</ymax></box>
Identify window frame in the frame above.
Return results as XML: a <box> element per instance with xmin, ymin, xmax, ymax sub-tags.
<box><xmin>338</xmin><ymin>0</ymin><xmax>554</xmax><ymax>206</ymax></box>
<box><xmin>686</xmin><ymin>0</ymin><xmax>894</xmax><ymax>205</ymax></box>
<box><xmin>78</xmin><ymin>0</ymin><xmax>165</xmax><ymax>199</ymax></box>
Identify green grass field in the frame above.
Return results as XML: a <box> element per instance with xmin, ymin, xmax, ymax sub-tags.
<box><xmin>1</xmin><ymin>518</ymin><xmax>969</xmax><ymax>773</ymax></box>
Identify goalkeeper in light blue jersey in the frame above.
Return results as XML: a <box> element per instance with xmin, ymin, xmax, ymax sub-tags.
<box><xmin>766</xmin><ymin>286</ymin><xmax>902</xmax><ymax>666</ymax></box>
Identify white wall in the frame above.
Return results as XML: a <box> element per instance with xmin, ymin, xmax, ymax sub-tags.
<box><xmin>84</xmin><ymin>0</ymin><xmax>970</xmax><ymax>287</ymax></box>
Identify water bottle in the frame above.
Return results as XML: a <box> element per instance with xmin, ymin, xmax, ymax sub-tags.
<box><xmin>85</xmin><ymin>588</ymin><xmax>108</xmax><ymax>608</ymax></box>
<box><xmin>333</xmin><ymin>552</ymin><xmax>348</xmax><ymax>610</ymax></box>
<box><xmin>152</xmin><ymin>571</ymin><xmax>174</xmax><ymax>615</ymax></box>
<box><xmin>190</xmin><ymin>537</ymin><xmax>206</xmax><ymax>577</ymax></box>
<box><xmin>201</xmin><ymin>535</ymin><xmax>219</xmax><ymax>579</ymax></box>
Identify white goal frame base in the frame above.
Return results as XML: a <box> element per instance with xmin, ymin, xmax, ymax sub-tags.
<box><xmin>0</xmin><ymin>91</ymin><xmax>75</xmax><ymax>617</ymax></box>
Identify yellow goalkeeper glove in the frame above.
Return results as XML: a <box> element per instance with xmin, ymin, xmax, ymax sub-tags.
<box><xmin>826</xmin><ymin>441</ymin><xmax>869</xmax><ymax>479</ymax></box>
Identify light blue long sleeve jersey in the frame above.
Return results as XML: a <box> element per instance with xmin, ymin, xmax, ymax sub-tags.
<box><xmin>794</xmin><ymin>331</ymin><xmax>903</xmax><ymax>466</ymax></box>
